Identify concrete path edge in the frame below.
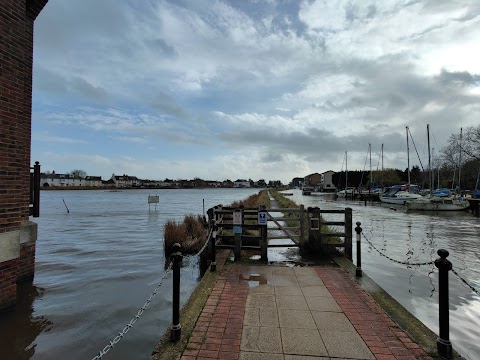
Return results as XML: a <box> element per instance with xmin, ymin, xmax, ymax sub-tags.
<box><xmin>333</xmin><ymin>256</ymin><xmax>462</xmax><ymax>359</ymax></box>
<box><xmin>150</xmin><ymin>250</ymin><xmax>231</xmax><ymax>360</ymax></box>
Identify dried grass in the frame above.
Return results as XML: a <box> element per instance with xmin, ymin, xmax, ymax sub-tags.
<box><xmin>164</xmin><ymin>215</ymin><xmax>207</xmax><ymax>255</ymax></box>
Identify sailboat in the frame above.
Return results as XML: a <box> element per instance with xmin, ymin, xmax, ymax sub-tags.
<box><xmin>337</xmin><ymin>151</ymin><xmax>354</xmax><ymax>197</ymax></box>
<box><xmin>405</xmin><ymin>125</ymin><xmax>469</xmax><ymax>211</ymax></box>
<box><xmin>380</xmin><ymin>126</ymin><xmax>423</xmax><ymax>205</ymax></box>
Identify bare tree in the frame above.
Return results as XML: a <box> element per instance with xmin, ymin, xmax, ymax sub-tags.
<box><xmin>69</xmin><ymin>169</ymin><xmax>88</xmax><ymax>178</ymax></box>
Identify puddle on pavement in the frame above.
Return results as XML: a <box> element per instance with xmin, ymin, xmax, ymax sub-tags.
<box><xmin>239</xmin><ymin>273</ymin><xmax>269</xmax><ymax>287</ymax></box>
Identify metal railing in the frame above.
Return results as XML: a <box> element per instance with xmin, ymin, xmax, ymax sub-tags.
<box><xmin>354</xmin><ymin>227</ymin><xmax>480</xmax><ymax>360</ymax></box>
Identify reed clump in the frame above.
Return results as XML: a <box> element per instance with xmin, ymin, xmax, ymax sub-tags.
<box><xmin>230</xmin><ymin>189</ymin><xmax>269</xmax><ymax>208</ymax></box>
<box><xmin>164</xmin><ymin>214</ymin><xmax>207</xmax><ymax>255</ymax></box>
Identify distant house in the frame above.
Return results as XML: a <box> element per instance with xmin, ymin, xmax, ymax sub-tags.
<box><xmin>111</xmin><ymin>174</ymin><xmax>141</xmax><ymax>188</ymax></box>
<box><xmin>234</xmin><ymin>179</ymin><xmax>251</xmax><ymax>188</ymax></box>
<box><xmin>222</xmin><ymin>180</ymin><xmax>234</xmax><ymax>188</ymax></box>
<box><xmin>320</xmin><ymin>170</ymin><xmax>336</xmax><ymax>192</ymax></box>
<box><xmin>41</xmin><ymin>172</ymin><xmax>85</xmax><ymax>187</ymax></box>
<box><xmin>290</xmin><ymin>177</ymin><xmax>303</xmax><ymax>188</ymax></box>
<box><xmin>304</xmin><ymin>173</ymin><xmax>321</xmax><ymax>189</ymax></box>
<box><xmin>102</xmin><ymin>179</ymin><xmax>115</xmax><ymax>187</ymax></box>
<box><xmin>85</xmin><ymin>176</ymin><xmax>103</xmax><ymax>187</ymax></box>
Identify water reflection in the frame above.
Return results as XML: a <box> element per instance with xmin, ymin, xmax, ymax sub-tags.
<box><xmin>0</xmin><ymin>282</ymin><xmax>51</xmax><ymax>360</ymax></box>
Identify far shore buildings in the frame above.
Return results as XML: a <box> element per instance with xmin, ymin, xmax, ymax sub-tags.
<box><xmin>303</xmin><ymin>170</ymin><xmax>336</xmax><ymax>192</ymax></box>
<box><xmin>39</xmin><ymin>173</ymin><xmax>265</xmax><ymax>189</ymax></box>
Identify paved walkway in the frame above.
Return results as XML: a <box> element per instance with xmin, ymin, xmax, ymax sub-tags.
<box><xmin>180</xmin><ymin>264</ymin><xmax>433</xmax><ymax>360</ymax></box>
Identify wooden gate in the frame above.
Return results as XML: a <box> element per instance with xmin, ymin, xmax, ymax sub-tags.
<box><xmin>206</xmin><ymin>204</ymin><xmax>353</xmax><ymax>262</ymax></box>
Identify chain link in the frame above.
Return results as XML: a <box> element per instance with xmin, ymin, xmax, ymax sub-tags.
<box><xmin>362</xmin><ymin>233</ymin><xmax>435</xmax><ymax>266</ymax></box>
<box><xmin>362</xmin><ymin>234</ymin><xmax>480</xmax><ymax>297</ymax></box>
<box><xmin>451</xmin><ymin>268</ymin><xmax>480</xmax><ymax>296</ymax></box>
<box><xmin>196</xmin><ymin>230</ymin><xmax>211</xmax><ymax>257</ymax></box>
<box><xmin>91</xmin><ymin>261</ymin><xmax>173</xmax><ymax>360</ymax></box>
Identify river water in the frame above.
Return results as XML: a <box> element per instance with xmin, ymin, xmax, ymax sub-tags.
<box><xmin>286</xmin><ymin>190</ymin><xmax>480</xmax><ymax>360</ymax></box>
<box><xmin>1</xmin><ymin>188</ymin><xmax>479</xmax><ymax>359</ymax></box>
<box><xmin>0</xmin><ymin>188</ymin><xmax>260</xmax><ymax>360</ymax></box>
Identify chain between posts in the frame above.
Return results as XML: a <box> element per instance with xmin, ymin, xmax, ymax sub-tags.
<box><xmin>451</xmin><ymin>268</ymin><xmax>480</xmax><ymax>296</ymax></box>
<box><xmin>363</xmin><ymin>234</ymin><xmax>479</xmax><ymax>296</ymax></box>
<box><xmin>91</xmin><ymin>261</ymin><xmax>173</xmax><ymax>360</ymax></box>
<box><xmin>363</xmin><ymin>233</ymin><xmax>435</xmax><ymax>266</ymax></box>
<box><xmin>195</xmin><ymin>228</ymin><xmax>212</xmax><ymax>257</ymax></box>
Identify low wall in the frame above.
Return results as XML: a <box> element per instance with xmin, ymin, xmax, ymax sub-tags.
<box><xmin>0</xmin><ymin>221</ymin><xmax>38</xmax><ymax>311</ymax></box>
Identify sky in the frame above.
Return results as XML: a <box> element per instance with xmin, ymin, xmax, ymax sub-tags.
<box><xmin>31</xmin><ymin>0</ymin><xmax>480</xmax><ymax>184</ymax></box>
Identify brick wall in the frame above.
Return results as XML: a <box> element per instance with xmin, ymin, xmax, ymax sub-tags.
<box><xmin>0</xmin><ymin>259</ymin><xmax>18</xmax><ymax>311</ymax></box>
<box><xmin>0</xmin><ymin>0</ymin><xmax>47</xmax><ymax>234</ymax></box>
<box><xmin>0</xmin><ymin>0</ymin><xmax>48</xmax><ymax>311</ymax></box>
<box><xmin>18</xmin><ymin>242</ymin><xmax>36</xmax><ymax>281</ymax></box>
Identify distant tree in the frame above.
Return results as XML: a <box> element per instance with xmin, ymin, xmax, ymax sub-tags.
<box><xmin>370</xmin><ymin>169</ymin><xmax>401</xmax><ymax>187</ymax></box>
<box><xmin>69</xmin><ymin>169</ymin><xmax>87</xmax><ymax>178</ymax></box>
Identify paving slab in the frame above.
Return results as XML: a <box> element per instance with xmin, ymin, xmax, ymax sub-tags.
<box><xmin>180</xmin><ymin>263</ymin><xmax>434</xmax><ymax>360</ymax></box>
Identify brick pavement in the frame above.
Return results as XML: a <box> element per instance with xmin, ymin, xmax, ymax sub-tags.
<box><xmin>180</xmin><ymin>264</ymin><xmax>433</xmax><ymax>360</ymax></box>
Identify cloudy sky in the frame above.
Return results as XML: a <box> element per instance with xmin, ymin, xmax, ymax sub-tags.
<box><xmin>32</xmin><ymin>0</ymin><xmax>480</xmax><ymax>183</ymax></box>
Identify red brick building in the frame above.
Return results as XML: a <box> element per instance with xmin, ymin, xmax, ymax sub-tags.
<box><xmin>0</xmin><ymin>0</ymin><xmax>48</xmax><ymax>311</ymax></box>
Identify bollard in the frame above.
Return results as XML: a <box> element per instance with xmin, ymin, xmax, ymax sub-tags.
<box><xmin>435</xmin><ymin>249</ymin><xmax>453</xmax><ymax>359</ymax></box>
<box><xmin>170</xmin><ymin>243</ymin><xmax>183</xmax><ymax>342</ymax></box>
<box><xmin>355</xmin><ymin>222</ymin><xmax>362</xmax><ymax>277</ymax></box>
<box><xmin>210</xmin><ymin>225</ymin><xmax>217</xmax><ymax>272</ymax></box>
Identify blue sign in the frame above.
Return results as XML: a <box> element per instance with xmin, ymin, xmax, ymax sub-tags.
<box><xmin>258</xmin><ymin>211</ymin><xmax>267</xmax><ymax>225</ymax></box>
<box><xmin>233</xmin><ymin>226</ymin><xmax>242</xmax><ymax>234</ymax></box>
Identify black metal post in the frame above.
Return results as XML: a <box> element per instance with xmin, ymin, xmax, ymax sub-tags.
<box><xmin>210</xmin><ymin>225</ymin><xmax>217</xmax><ymax>272</ymax></box>
<box><xmin>170</xmin><ymin>243</ymin><xmax>183</xmax><ymax>342</ymax></box>
<box><xmin>355</xmin><ymin>221</ymin><xmax>362</xmax><ymax>277</ymax></box>
<box><xmin>345</xmin><ymin>208</ymin><xmax>353</xmax><ymax>261</ymax></box>
<box><xmin>435</xmin><ymin>249</ymin><xmax>453</xmax><ymax>359</ymax></box>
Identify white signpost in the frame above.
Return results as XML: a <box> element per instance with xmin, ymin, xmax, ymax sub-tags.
<box><xmin>233</xmin><ymin>210</ymin><xmax>242</xmax><ymax>225</ymax></box>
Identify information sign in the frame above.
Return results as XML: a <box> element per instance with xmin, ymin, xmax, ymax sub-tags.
<box><xmin>233</xmin><ymin>210</ymin><xmax>242</xmax><ymax>225</ymax></box>
<box><xmin>258</xmin><ymin>211</ymin><xmax>267</xmax><ymax>225</ymax></box>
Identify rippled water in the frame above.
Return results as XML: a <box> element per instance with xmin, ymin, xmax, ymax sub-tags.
<box><xmin>287</xmin><ymin>190</ymin><xmax>480</xmax><ymax>360</ymax></box>
<box><xmin>2</xmin><ymin>188</ymin><xmax>479</xmax><ymax>360</ymax></box>
<box><xmin>0</xmin><ymin>188</ymin><xmax>260</xmax><ymax>360</ymax></box>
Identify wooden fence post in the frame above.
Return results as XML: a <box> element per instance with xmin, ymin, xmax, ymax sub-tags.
<box><xmin>299</xmin><ymin>204</ymin><xmax>305</xmax><ymax>245</ymax></box>
<box><xmin>307</xmin><ymin>207</ymin><xmax>321</xmax><ymax>250</ymax></box>
<box><xmin>259</xmin><ymin>205</ymin><xmax>268</xmax><ymax>262</ymax></box>
<box><xmin>233</xmin><ymin>208</ymin><xmax>243</xmax><ymax>261</ymax></box>
<box><xmin>345</xmin><ymin>208</ymin><xmax>353</xmax><ymax>260</ymax></box>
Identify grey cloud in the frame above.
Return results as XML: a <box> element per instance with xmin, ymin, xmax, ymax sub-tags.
<box><xmin>149</xmin><ymin>92</ymin><xmax>189</xmax><ymax>119</ymax></box>
<box><xmin>148</xmin><ymin>38</ymin><xmax>177</xmax><ymax>57</ymax></box>
<box><xmin>437</xmin><ymin>69</ymin><xmax>480</xmax><ymax>87</ymax></box>
<box><xmin>34</xmin><ymin>67</ymin><xmax>109</xmax><ymax>103</ymax></box>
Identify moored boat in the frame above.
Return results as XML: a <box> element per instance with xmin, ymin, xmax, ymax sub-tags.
<box><xmin>405</xmin><ymin>197</ymin><xmax>469</xmax><ymax>211</ymax></box>
<box><xmin>379</xmin><ymin>185</ymin><xmax>422</xmax><ymax>205</ymax></box>
<box><xmin>302</xmin><ymin>187</ymin><xmax>313</xmax><ymax>195</ymax></box>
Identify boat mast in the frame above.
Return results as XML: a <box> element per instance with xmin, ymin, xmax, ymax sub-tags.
<box><xmin>458</xmin><ymin>127</ymin><xmax>462</xmax><ymax>190</ymax></box>
<box><xmin>427</xmin><ymin>124</ymin><xmax>431</xmax><ymax>196</ymax></box>
<box><xmin>381</xmin><ymin>143</ymin><xmax>384</xmax><ymax>187</ymax></box>
<box><xmin>432</xmin><ymin>147</ymin><xmax>436</xmax><ymax>189</ymax></box>
<box><xmin>406</xmin><ymin>126</ymin><xmax>411</xmax><ymax>186</ymax></box>
<box><xmin>345</xmin><ymin>151</ymin><xmax>348</xmax><ymax>189</ymax></box>
<box><xmin>369</xmin><ymin>143</ymin><xmax>372</xmax><ymax>189</ymax></box>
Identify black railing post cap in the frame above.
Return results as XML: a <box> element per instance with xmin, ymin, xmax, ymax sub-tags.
<box><xmin>171</xmin><ymin>243</ymin><xmax>183</xmax><ymax>262</ymax></box>
<box><xmin>355</xmin><ymin>222</ymin><xmax>362</xmax><ymax>234</ymax></box>
<box><xmin>435</xmin><ymin>249</ymin><xmax>452</xmax><ymax>270</ymax></box>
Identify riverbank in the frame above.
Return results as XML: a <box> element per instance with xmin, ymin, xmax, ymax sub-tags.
<box><xmin>151</xmin><ymin>250</ymin><xmax>461</xmax><ymax>359</ymax></box>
